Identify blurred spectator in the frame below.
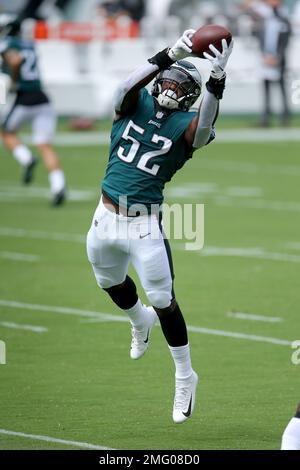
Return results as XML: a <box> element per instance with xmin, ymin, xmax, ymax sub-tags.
<box><xmin>145</xmin><ymin>0</ymin><xmax>173</xmax><ymax>23</ymax></box>
<box><xmin>98</xmin><ymin>0</ymin><xmax>145</xmax><ymax>22</ymax></box>
<box><xmin>142</xmin><ymin>0</ymin><xmax>174</xmax><ymax>36</ymax></box>
<box><xmin>293</xmin><ymin>0</ymin><xmax>300</xmax><ymax>34</ymax></box>
<box><xmin>243</xmin><ymin>0</ymin><xmax>291</xmax><ymax>126</ymax></box>
<box><xmin>9</xmin><ymin>0</ymin><xmax>72</xmax><ymax>21</ymax></box>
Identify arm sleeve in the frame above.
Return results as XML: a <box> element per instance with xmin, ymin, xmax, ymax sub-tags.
<box><xmin>114</xmin><ymin>62</ymin><xmax>159</xmax><ymax>113</ymax></box>
<box><xmin>192</xmin><ymin>90</ymin><xmax>219</xmax><ymax>149</ymax></box>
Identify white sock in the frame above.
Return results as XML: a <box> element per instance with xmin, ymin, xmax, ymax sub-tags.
<box><xmin>13</xmin><ymin>145</ymin><xmax>33</xmax><ymax>166</ymax></box>
<box><xmin>281</xmin><ymin>417</ymin><xmax>300</xmax><ymax>450</ymax></box>
<box><xmin>48</xmin><ymin>169</ymin><xmax>65</xmax><ymax>194</ymax></box>
<box><xmin>168</xmin><ymin>344</ymin><xmax>193</xmax><ymax>379</ymax></box>
<box><xmin>124</xmin><ymin>299</ymin><xmax>147</xmax><ymax>329</ymax></box>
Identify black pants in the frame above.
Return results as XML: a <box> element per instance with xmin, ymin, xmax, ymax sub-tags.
<box><xmin>263</xmin><ymin>68</ymin><xmax>290</xmax><ymax>123</ymax></box>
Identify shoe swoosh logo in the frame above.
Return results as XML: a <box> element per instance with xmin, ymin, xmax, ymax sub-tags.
<box><xmin>139</xmin><ymin>233</ymin><xmax>151</xmax><ymax>239</ymax></box>
<box><xmin>182</xmin><ymin>395</ymin><xmax>192</xmax><ymax>417</ymax></box>
<box><xmin>144</xmin><ymin>328</ymin><xmax>150</xmax><ymax>343</ymax></box>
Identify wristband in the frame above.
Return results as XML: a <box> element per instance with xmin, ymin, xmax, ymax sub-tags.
<box><xmin>206</xmin><ymin>74</ymin><xmax>226</xmax><ymax>100</ymax></box>
<box><xmin>148</xmin><ymin>48</ymin><xmax>174</xmax><ymax>70</ymax></box>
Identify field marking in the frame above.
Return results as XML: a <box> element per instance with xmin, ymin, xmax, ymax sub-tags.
<box><xmin>201</xmin><ymin>246</ymin><xmax>300</xmax><ymax>264</ymax></box>
<box><xmin>0</xmin><ymin>299</ymin><xmax>126</xmax><ymax>321</ymax></box>
<box><xmin>167</xmin><ymin>183</ymin><xmax>300</xmax><ymax>213</ymax></box>
<box><xmin>166</xmin><ymin>183</ymin><xmax>264</xmax><ymax>200</ymax></box>
<box><xmin>227</xmin><ymin>312</ymin><xmax>283</xmax><ymax>323</ymax></box>
<box><xmin>19</xmin><ymin>128</ymin><xmax>300</xmax><ymax>147</ymax></box>
<box><xmin>0</xmin><ymin>227</ymin><xmax>85</xmax><ymax>243</ymax></box>
<box><xmin>0</xmin><ymin>321</ymin><xmax>48</xmax><ymax>333</ymax></box>
<box><xmin>0</xmin><ymin>429</ymin><xmax>114</xmax><ymax>450</ymax></box>
<box><xmin>0</xmin><ymin>184</ymin><xmax>96</xmax><ymax>202</ymax></box>
<box><xmin>0</xmin><ymin>299</ymin><xmax>292</xmax><ymax>347</ymax></box>
<box><xmin>1</xmin><ymin>227</ymin><xmax>299</xmax><ymax>264</ymax></box>
<box><xmin>215</xmin><ymin>196</ymin><xmax>300</xmax><ymax>214</ymax></box>
<box><xmin>186</xmin><ymin>326</ymin><xmax>290</xmax><ymax>346</ymax></box>
<box><xmin>286</xmin><ymin>242</ymin><xmax>300</xmax><ymax>251</ymax></box>
<box><xmin>0</xmin><ymin>251</ymin><xmax>40</xmax><ymax>262</ymax></box>
<box><xmin>211</xmin><ymin>128</ymin><xmax>300</xmax><ymax>143</ymax></box>
<box><xmin>199</xmin><ymin>158</ymin><xmax>300</xmax><ymax>177</ymax></box>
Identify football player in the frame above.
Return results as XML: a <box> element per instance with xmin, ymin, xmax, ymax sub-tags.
<box><xmin>87</xmin><ymin>30</ymin><xmax>233</xmax><ymax>423</ymax></box>
<box><xmin>281</xmin><ymin>402</ymin><xmax>300</xmax><ymax>450</ymax></box>
<box><xmin>0</xmin><ymin>15</ymin><xmax>66</xmax><ymax>206</ymax></box>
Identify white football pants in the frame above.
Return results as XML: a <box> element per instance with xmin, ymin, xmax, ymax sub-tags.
<box><xmin>3</xmin><ymin>103</ymin><xmax>56</xmax><ymax>145</ymax></box>
<box><xmin>86</xmin><ymin>197</ymin><xmax>173</xmax><ymax>309</ymax></box>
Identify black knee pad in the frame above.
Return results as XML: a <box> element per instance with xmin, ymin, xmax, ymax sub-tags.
<box><xmin>154</xmin><ymin>299</ymin><xmax>177</xmax><ymax>318</ymax></box>
<box><xmin>104</xmin><ymin>276</ymin><xmax>138</xmax><ymax>310</ymax></box>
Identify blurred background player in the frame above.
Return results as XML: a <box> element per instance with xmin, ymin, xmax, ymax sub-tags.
<box><xmin>0</xmin><ymin>14</ymin><xmax>66</xmax><ymax>206</ymax></box>
<box><xmin>242</xmin><ymin>0</ymin><xmax>292</xmax><ymax>127</ymax></box>
<box><xmin>281</xmin><ymin>402</ymin><xmax>300</xmax><ymax>450</ymax></box>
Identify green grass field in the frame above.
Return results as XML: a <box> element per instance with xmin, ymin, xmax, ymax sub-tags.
<box><xmin>0</xmin><ymin>129</ymin><xmax>299</xmax><ymax>450</ymax></box>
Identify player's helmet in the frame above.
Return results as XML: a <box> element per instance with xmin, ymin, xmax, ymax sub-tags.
<box><xmin>152</xmin><ymin>60</ymin><xmax>202</xmax><ymax>111</ymax></box>
<box><xmin>0</xmin><ymin>14</ymin><xmax>20</xmax><ymax>38</ymax></box>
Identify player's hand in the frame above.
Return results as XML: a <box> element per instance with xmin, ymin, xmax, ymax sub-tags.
<box><xmin>203</xmin><ymin>38</ymin><xmax>234</xmax><ymax>79</ymax></box>
<box><xmin>168</xmin><ymin>29</ymin><xmax>195</xmax><ymax>61</ymax></box>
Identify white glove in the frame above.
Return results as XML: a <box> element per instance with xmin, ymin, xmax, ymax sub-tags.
<box><xmin>168</xmin><ymin>29</ymin><xmax>195</xmax><ymax>62</ymax></box>
<box><xmin>203</xmin><ymin>38</ymin><xmax>234</xmax><ymax>79</ymax></box>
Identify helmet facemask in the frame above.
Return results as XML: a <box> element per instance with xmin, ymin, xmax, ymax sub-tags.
<box><xmin>152</xmin><ymin>61</ymin><xmax>202</xmax><ymax>112</ymax></box>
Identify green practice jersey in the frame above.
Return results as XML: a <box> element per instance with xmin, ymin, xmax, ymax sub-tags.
<box><xmin>102</xmin><ymin>88</ymin><xmax>214</xmax><ymax>210</ymax></box>
<box><xmin>0</xmin><ymin>36</ymin><xmax>42</xmax><ymax>92</ymax></box>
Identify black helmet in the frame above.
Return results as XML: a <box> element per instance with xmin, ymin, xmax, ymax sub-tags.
<box><xmin>0</xmin><ymin>14</ymin><xmax>20</xmax><ymax>38</ymax></box>
<box><xmin>152</xmin><ymin>60</ymin><xmax>202</xmax><ymax>111</ymax></box>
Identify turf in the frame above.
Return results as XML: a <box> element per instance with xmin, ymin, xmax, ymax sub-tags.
<box><xmin>0</xmin><ymin>133</ymin><xmax>299</xmax><ymax>450</ymax></box>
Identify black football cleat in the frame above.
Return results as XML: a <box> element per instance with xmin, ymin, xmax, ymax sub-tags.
<box><xmin>52</xmin><ymin>189</ymin><xmax>66</xmax><ymax>207</ymax></box>
<box><xmin>22</xmin><ymin>157</ymin><xmax>38</xmax><ymax>185</ymax></box>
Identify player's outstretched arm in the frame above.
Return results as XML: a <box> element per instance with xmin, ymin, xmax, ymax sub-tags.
<box><xmin>185</xmin><ymin>39</ymin><xmax>233</xmax><ymax>149</ymax></box>
<box><xmin>114</xmin><ymin>30</ymin><xmax>195</xmax><ymax>120</ymax></box>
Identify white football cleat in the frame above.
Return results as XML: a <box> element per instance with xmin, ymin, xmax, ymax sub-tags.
<box><xmin>172</xmin><ymin>370</ymin><xmax>198</xmax><ymax>424</ymax></box>
<box><xmin>130</xmin><ymin>306</ymin><xmax>157</xmax><ymax>360</ymax></box>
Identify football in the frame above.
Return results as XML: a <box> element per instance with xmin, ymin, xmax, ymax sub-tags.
<box><xmin>192</xmin><ymin>24</ymin><xmax>232</xmax><ymax>58</ymax></box>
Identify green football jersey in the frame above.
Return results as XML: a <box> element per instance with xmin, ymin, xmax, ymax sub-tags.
<box><xmin>0</xmin><ymin>37</ymin><xmax>42</xmax><ymax>92</ymax></box>
<box><xmin>102</xmin><ymin>88</ymin><xmax>209</xmax><ymax>210</ymax></box>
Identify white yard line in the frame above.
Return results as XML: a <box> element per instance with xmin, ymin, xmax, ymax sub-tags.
<box><xmin>215</xmin><ymin>196</ymin><xmax>300</xmax><ymax>214</ymax></box>
<box><xmin>0</xmin><ymin>227</ymin><xmax>85</xmax><ymax>244</ymax></box>
<box><xmin>211</xmin><ymin>128</ymin><xmax>300</xmax><ymax>143</ymax></box>
<box><xmin>227</xmin><ymin>312</ymin><xmax>283</xmax><ymax>323</ymax></box>
<box><xmin>0</xmin><ymin>299</ymin><xmax>292</xmax><ymax>347</ymax></box>
<box><xmin>0</xmin><ymin>299</ymin><xmax>125</xmax><ymax>321</ymax></box>
<box><xmin>200</xmin><ymin>246</ymin><xmax>300</xmax><ymax>264</ymax></box>
<box><xmin>0</xmin><ymin>185</ymin><xmax>96</xmax><ymax>202</ymax></box>
<box><xmin>199</xmin><ymin>159</ymin><xmax>300</xmax><ymax>178</ymax></box>
<box><xmin>286</xmin><ymin>242</ymin><xmax>300</xmax><ymax>251</ymax></box>
<box><xmin>186</xmin><ymin>325</ymin><xmax>290</xmax><ymax>346</ymax></box>
<box><xmin>1</xmin><ymin>227</ymin><xmax>299</xmax><ymax>264</ymax></box>
<box><xmin>0</xmin><ymin>251</ymin><xmax>40</xmax><ymax>262</ymax></box>
<box><xmin>166</xmin><ymin>183</ymin><xmax>264</xmax><ymax>199</ymax></box>
<box><xmin>0</xmin><ymin>321</ymin><xmax>48</xmax><ymax>333</ymax></box>
<box><xmin>0</xmin><ymin>429</ymin><xmax>113</xmax><ymax>450</ymax></box>
<box><xmin>20</xmin><ymin>128</ymin><xmax>300</xmax><ymax>147</ymax></box>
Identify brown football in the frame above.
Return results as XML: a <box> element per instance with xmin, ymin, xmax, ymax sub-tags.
<box><xmin>192</xmin><ymin>24</ymin><xmax>232</xmax><ymax>59</ymax></box>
